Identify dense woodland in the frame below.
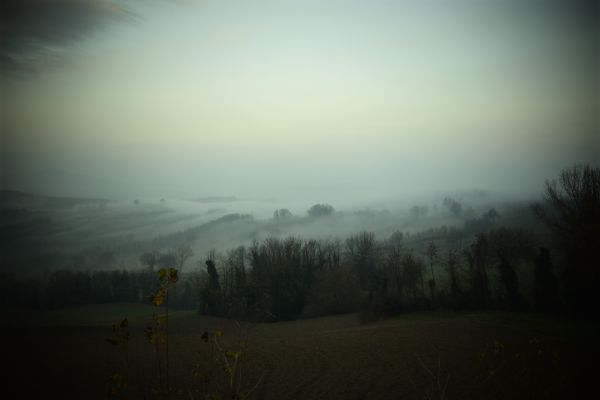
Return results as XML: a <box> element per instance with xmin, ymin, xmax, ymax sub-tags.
<box><xmin>2</xmin><ymin>165</ymin><xmax>599</xmax><ymax>321</ymax></box>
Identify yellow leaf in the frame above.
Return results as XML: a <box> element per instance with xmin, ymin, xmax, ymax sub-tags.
<box><xmin>150</xmin><ymin>287</ymin><xmax>166</xmax><ymax>306</ymax></box>
<box><xmin>158</xmin><ymin>268</ymin><xmax>168</xmax><ymax>281</ymax></box>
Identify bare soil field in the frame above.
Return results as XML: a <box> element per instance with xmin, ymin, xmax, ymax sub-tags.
<box><xmin>6</xmin><ymin>307</ymin><xmax>599</xmax><ymax>399</ymax></box>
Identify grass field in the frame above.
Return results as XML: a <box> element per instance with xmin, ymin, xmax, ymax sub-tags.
<box><xmin>6</xmin><ymin>304</ymin><xmax>600</xmax><ymax>399</ymax></box>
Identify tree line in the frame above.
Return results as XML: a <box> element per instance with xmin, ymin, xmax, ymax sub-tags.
<box><xmin>4</xmin><ymin>164</ymin><xmax>598</xmax><ymax>320</ymax></box>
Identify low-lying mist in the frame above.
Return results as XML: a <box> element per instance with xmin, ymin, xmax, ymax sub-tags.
<box><xmin>0</xmin><ymin>187</ymin><xmax>545</xmax><ymax>278</ymax></box>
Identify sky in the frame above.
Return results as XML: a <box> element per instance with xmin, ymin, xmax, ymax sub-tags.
<box><xmin>1</xmin><ymin>0</ymin><xmax>598</xmax><ymax>203</ymax></box>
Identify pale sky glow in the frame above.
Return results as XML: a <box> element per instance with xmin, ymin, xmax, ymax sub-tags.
<box><xmin>1</xmin><ymin>0</ymin><xmax>598</xmax><ymax>201</ymax></box>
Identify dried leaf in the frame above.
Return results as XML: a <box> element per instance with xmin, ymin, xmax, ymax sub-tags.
<box><xmin>201</xmin><ymin>331</ymin><xmax>209</xmax><ymax>342</ymax></box>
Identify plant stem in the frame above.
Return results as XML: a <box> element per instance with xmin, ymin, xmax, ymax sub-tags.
<box><xmin>166</xmin><ymin>290</ymin><xmax>170</xmax><ymax>400</ymax></box>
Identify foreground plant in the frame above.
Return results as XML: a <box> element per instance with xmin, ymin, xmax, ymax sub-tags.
<box><xmin>190</xmin><ymin>323</ymin><xmax>263</xmax><ymax>400</ymax></box>
<box><xmin>106</xmin><ymin>318</ymin><xmax>131</xmax><ymax>397</ymax></box>
<box><xmin>107</xmin><ymin>266</ymin><xmax>262</xmax><ymax>400</ymax></box>
<box><xmin>146</xmin><ymin>267</ymin><xmax>178</xmax><ymax>398</ymax></box>
<box><xmin>409</xmin><ymin>353</ymin><xmax>450</xmax><ymax>400</ymax></box>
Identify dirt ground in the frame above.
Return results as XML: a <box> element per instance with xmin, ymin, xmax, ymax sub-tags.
<box><xmin>6</xmin><ymin>311</ymin><xmax>599</xmax><ymax>399</ymax></box>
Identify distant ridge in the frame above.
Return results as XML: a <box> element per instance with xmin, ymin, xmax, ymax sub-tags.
<box><xmin>0</xmin><ymin>189</ymin><xmax>109</xmax><ymax>209</ymax></box>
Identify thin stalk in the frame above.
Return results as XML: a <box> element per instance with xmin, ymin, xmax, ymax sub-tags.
<box><xmin>166</xmin><ymin>290</ymin><xmax>170</xmax><ymax>399</ymax></box>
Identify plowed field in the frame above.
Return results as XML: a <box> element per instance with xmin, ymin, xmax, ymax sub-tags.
<box><xmin>7</xmin><ymin>308</ymin><xmax>599</xmax><ymax>399</ymax></box>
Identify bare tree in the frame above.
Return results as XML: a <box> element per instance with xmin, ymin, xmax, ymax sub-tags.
<box><xmin>173</xmin><ymin>244</ymin><xmax>194</xmax><ymax>274</ymax></box>
<box><xmin>533</xmin><ymin>164</ymin><xmax>600</xmax><ymax>316</ymax></box>
<box><xmin>401</xmin><ymin>252</ymin><xmax>424</xmax><ymax>307</ymax></box>
<box><xmin>139</xmin><ymin>251</ymin><xmax>160</xmax><ymax>270</ymax></box>
<box><xmin>488</xmin><ymin>227</ymin><xmax>537</xmax><ymax>310</ymax></box>
<box><xmin>307</xmin><ymin>203</ymin><xmax>335</xmax><ymax>217</ymax></box>
<box><xmin>533</xmin><ymin>164</ymin><xmax>600</xmax><ymax>248</ymax></box>
<box><xmin>445</xmin><ymin>249</ymin><xmax>462</xmax><ymax>306</ymax></box>
<box><xmin>425</xmin><ymin>242</ymin><xmax>438</xmax><ymax>304</ymax></box>
<box><xmin>345</xmin><ymin>231</ymin><xmax>379</xmax><ymax>291</ymax></box>
<box><xmin>273</xmin><ymin>208</ymin><xmax>293</xmax><ymax>220</ymax></box>
<box><xmin>463</xmin><ymin>234</ymin><xmax>491</xmax><ymax>308</ymax></box>
<box><xmin>385</xmin><ymin>231</ymin><xmax>404</xmax><ymax>298</ymax></box>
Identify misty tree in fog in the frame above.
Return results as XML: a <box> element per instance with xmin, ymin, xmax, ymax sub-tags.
<box><xmin>383</xmin><ymin>231</ymin><xmax>404</xmax><ymax>310</ymax></box>
<box><xmin>533</xmin><ymin>164</ymin><xmax>600</xmax><ymax>245</ymax></box>
<box><xmin>221</xmin><ymin>246</ymin><xmax>248</xmax><ymax>317</ymax></box>
<box><xmin>201</xmin><ymin>256</ymin><xmax>223</xmax><ymax>316</ymax></box>
<box><xmin>138</xmin><ymin>251</ymin><xmax>164</xmax><ymax>301</ymax></box>
<box><xmin>307</xmin><ymin>203</ymin><xmax>335</xmax><ymax>217</ymax></box>
<box><xmin>464</xmin><ymin>208</ymin><xmax>500</xmax><ymax>233</ymax></box>
<box><xmin>316</xmin><ymin>239</ymin><xmax>342</xmax><ymax>272</ymax></box>
<box><xmin>247</xmin><ymin>237</ymin><xmax>319</xmax><ymax>320</ymax></box>
<box><xmin>173</xmin><ymin>244</ymin><xmax>194</xmax><ymax>273</ymax></box>
<box><xmin>488</xmin><ymin>227</ymin><xmax>537</xmax><ymax>310</ymax></box>
<box><xmin>410</xmin><ymin>205</ymin><xmax>429</xmax><ymax>219</ymax></box>
<box><xmin>345</xmin><ymin>231</ymin><xmax>379</xmax><ymax>293</ymax></box>
<box><xmin>273</xmin><ymin>208</ymin><xmax>293</xmax><ymax>220</ymax></box>
<box><xmin>231</xmin><ymin>237</ymin><xmax>346</xmax><ymax>320</ymax></box>
<box><xmin>444</xmin><ymin>249</ymin><xmax>463</xmax><ymax>308</ymax></box>
<box><xmin>425</xmin><ymin>242</ymin><xmax>438</xmax><ymax>304</ymax></box>
<box><xmin>400</xmin><ymin>253</ymin><xmax>424</xmax><ymax>307</ymax></box>
<box><xmin>139</xmin><ymin>251</ymin><xmax>160</xmax><ymax>270</ymax></box>
<box><xmin>484</xmin><ymin>208</ymin><xmax>499</xmax><ymax>224</ymax></box>
<box><xmin>533</xmin><ymin>164</ymin><xmax>600</xmax><ymax>315</ymax></box>
<box><xmin>464</xmin><ymin>234</ymin><xmax>492</xmax><ymax>308</ymax></box>
<box><xmin>533</xmin><ymin>247</ymin><xmax>559</xmax><ymax>312</ymax></box>
<box><xmin>388</xmin><ymin>230</ymin><xmax>404</xmax><ymax>248</ymax></box>
<box><xmin>442</xmin><ymin>197</ymin><xmax>463</xmax><ymax>216</ymax></box>
<box><xmin>165</xmin><ymin>244</ymin><xmax>194</xmax><ymax>308</ymax></box>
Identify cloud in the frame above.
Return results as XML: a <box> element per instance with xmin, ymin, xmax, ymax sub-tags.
<box><xmin>0</xmin><ymin>0</ymin><xmax>135</xmax><ymax>75</ymax></box>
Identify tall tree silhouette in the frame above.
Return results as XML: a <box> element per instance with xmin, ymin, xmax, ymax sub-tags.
<box><xmin>533</xmin><ymin>164</ymin><xmax>600</xmax><ymax>316</ymax></box>
<box><xmin>533</xmin><ymin>247</ymin><xmax>559</xmax><ymax>312</ymax></box>
<box><xmin>488</xmin><ymin>227</ymin><xmax>536</xmax><ymax>310</ymax></box>
<box><xmin>425</xmin><ymin>242</ymin><xmax>438</xmax><ymax>305</ymax></box>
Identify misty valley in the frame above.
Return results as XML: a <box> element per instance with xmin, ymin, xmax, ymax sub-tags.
<box><xmin>2</xmin><ymin>165</ymin><xmax>599</xmax><ymax>400</ymax></box>
<box><xmin>1</xmin><ymin>185</ymin><xmax>541</xmax><ymax>311</ymax></box>
<box><xmin>1</xmin><ymin>0</ymin><xmax>598</xmax><ymax>399</ymax></box>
